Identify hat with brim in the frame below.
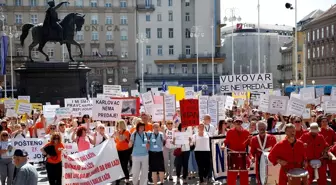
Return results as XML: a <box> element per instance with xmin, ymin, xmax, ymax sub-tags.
<box><xmin>309</xmin><ymin>122</ymin><xmax>320</xmax><ymax>132</ymax></box>
<box><xmin>14</xmin><ymin>149</ymin><xmax>28</xmax><ymax>157</ymax></box>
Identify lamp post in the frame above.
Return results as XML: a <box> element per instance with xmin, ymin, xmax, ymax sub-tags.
<box><xmin>0</xmin><ymin>7</ymin><xmax>6</xmax><ymax>98</ymax></box>
<box><xmin>282</xmin><ymin>83</ymin><xmax>285</xmax><ymax>96</ymax></box>
<box><xmin>8</xmin><ymin>26</ymin><xmax>19</xmax><ymax>98</ymax></box>
<box><xmin>286</xmin><ymin>1</ymin><xmax>298</xmax><ymax>84</ymax></box>
<box><xmin>224</xmin><ymin>8</ymin><xmax>241</xmax><ymax>75</ymax></box>
<box><xmin>257</xmin><ymin>0</ymin><xmax>261</xmax><ymax>73</ymax></box>
<box><xmin>136</xmin><ymin>33</ymin><xmax>149</xmax><ymax>93</ymax></box>
<box><xmin>211</xmin><ymin>20</ymin><xmax>215</xmax><ymax>95</ymax></box>
<box><xmin>190</xmin><ymin>26</ymin><xmax>204</xmax><ymax>91</ymax></box>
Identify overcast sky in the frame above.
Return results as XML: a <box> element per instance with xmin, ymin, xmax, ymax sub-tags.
<box><xmin>220</xmin><ymin>0</ymin><xmax>335</xmax><ymax>27</ymax></box>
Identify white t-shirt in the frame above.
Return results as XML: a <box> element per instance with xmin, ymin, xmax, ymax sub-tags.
<box><xmin>95</xmin><ymin>133</ymin><xmax>104</xmax><ymax>146</ymax></box>
<box><xmin>192</xmin><ymin>133</ymin><xmax>210</xmax><ymax>151</ymax></box>
<box><xmin>204</xmin><ymin>124</ymin><xmax>216</xmax><ymax>137</ymax></box>
<box><xmin>164</xmin><ymin>129</ymin><xmax>175</xmax><ymax>149</ymax></box>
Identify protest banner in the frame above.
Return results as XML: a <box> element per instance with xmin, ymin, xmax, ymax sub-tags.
<box><xmin>12</xmin><ymin>138</ymin><xmax>45</xmax><ymax>162</ymax></box>
<box><xmin>17</xmin><ymin>102</ymin><xmax>32</xmax><ymax>115</ymax></box>
<box><xmin>180</xmin><ymin>99</ymin><xmax>199</xmax><ymax>128</ymax></box>
<box><xmin>64</xmin><ymin>98</ymin><xmax>93</xmax><ymax>117</ymax></box>
<box><xmin>92</xmin><ymin>99</ymin><xmax>122</xmax><ymax>121</ymax></box>
<box><xmin>219</xmin><ymin>73</ymin><xmax>273</xmax><ymax>93</ymax></box>
<box><xmin>62</xmin><ymin>139</ymin><xmax>124</xmax><ymax>185</ymax></box>
<box><xmin>103</xmin><ymin>85</ymin><xmax>122</xmax><ymax>96</ymax></box>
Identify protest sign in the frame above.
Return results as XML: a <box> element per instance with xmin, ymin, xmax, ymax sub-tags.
<box><xmin>198</xmin><ymin>96</ymin><xmax>208</xmax><ymax>121</ymax></box>
<box><xmin>164</xmin><ymin>95</ymin><xmax>176</xmax><ymax>120</ymax></box>
<box><xmin>62</xmin><ymin>139</ymin><xmax>124</xmax><ymax>185</ymax></box>
<box><xmin>64</xmin><ymin>98</ymin><xmax>93</xmax><ymax>117</ymax></box>
<box><xmin>18</xmin><ymin>96</ymin><xmax>30</xmax><ymax>103</ymax></box>
<box><xmin>258</xmin><ymin>94</ymin><xmax>269</xmax><ymax>112</ymax></box>
<box><xmin>224</xmin><ymin>96</ymin><xmax>234</xmax><ymax>110</ymax></box>
<box><xmin>12</xmin><ymin>138</ymin><xmax>44</xmax><ymax>162</ymax></box>
<box><xmin>208</xmin><ymin>97</ymin><xmax>218</xmax><ymax>126</ymax></box>
<box><xmin>180</xmin><ymin>99</ymin><xmax>199</xmax><ymax>128</ymax></box>
<box><xmin>56</xmin><ymin>107</ymin><xmax>72</xmax><ymax>119</ymax></box>
<box><xmin>103</xmin><ymin>85</ymin><xmax>122</xmax><ymax>96</ymax></box>
<box><xmin>141</xmin><ymin>91</ymin><xmax>154</xmax><ymax>112</ymax></box>
<box><xmin>92</xmin><ymin>99</ymin><xmax>122</xmax><ymax>121</ymax></box>
<box><xmin>184</xmin><ymin>87</ymin><xmax>195</xmax><ymax>99</ymax></box>
<box><xmin>219</xmin><ymin>73</ymin><xmax>273</xmax><ymax>93</ymax></box>
<box><xmin>6</xmin><ymin>109</ymin><xmax>17</xmax><ymax>117</ymax></box>
<box><xmin>31</xmin><ymin>103</ymin><xmax>43</xmax><ymax>111</ymax></box>
<box><xmin>287</xmin><ymin>98</ymin><xmax>306</xmax><ymax>116</ymax></box>
<box><xmin>4</xmin><ymin>99</ymin><xmax>16</xmax><ymax>109</ymax></box>
<box><xmin>17</xmin><ymin>103</ymin><xmax>32</xmax><ymax>115</ymax></box>
<box><xmin>151</xmin><ymin>104</ymin><xmax>164</xmax><ymax>121</ymax></box>
<box><xmin>111</xmin><ymin>97</ymin><xmax>140</xmax><ymax>116</ymax></box>
<box><xmin>174</xmin><ymin>132</ymin><xmax>191</xmax><ymax>145</ymax></box>
<box><xmin>268</xmin><ymin>96</ymin><xmax>288</xmax><ymax>115</ymax></box>
<box><xmin>325</xmin><ymin>101</ymin><xmax>336</xmax><ymax>114</ymax></box>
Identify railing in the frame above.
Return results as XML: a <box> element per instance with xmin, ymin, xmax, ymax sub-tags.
<box><xmin>137</xmin><ymin>4</ymin><xmax>155</xmax><ymax>11</ymax></box>
<box><xmin>73</xmin><ymin>55</ymin><xmax>119</xmax><ymax>61</ymax></box>
<box><xmin>144</xmin><ymin>73</ymin><xmax>221</xmax><ymax>77</ymax></box>
<box><xmin>178</xmin><ymin>53</ymin><xmax>226</xmax><ymax>60</ymax></box>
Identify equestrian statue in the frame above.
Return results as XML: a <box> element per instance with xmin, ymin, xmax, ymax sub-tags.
<box><xmin>20</xmin><ymin>0</ymin><xmax>85</xmax><ymax>62</ymax></box>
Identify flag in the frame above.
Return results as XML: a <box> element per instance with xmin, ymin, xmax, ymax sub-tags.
<box><xmin>0</xmin><ymin>36</ymin><xmax>8</xmax><ymax>75</ymax></box>
<box><xmin>173</xmin><ymin>112</ymin><xmax>180</xmax><ymax>124</ymax></box>
<box><xmin>96</xmin><ymin>51</ymin><xmax>102</xmax><ymax>58</ymax></box>
<box><xmin>162</xmin><ymin>81</ymin><xmax>167</xmax><ymax>92</ymax></box>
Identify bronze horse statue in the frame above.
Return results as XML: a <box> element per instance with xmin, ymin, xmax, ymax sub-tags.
<box><xmin>20</xmin><ymin>12</ymin><xmax>85</xmax><ymax>62</ymax></box>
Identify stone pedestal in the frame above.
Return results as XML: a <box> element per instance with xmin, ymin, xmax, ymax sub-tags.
<box><xmin>15</xmin><ymin>62</ymin><xmax>91</xmax><ymax>106</ymax></box>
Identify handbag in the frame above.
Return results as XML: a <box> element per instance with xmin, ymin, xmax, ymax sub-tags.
<box><xmin>44</xmin><ymin>145</ymin><xmax>57</xmax><ymax>156</ymax></box>
<box><xmin>173</xmin><ymin>148</ymin><xmax>182</xmax><ymax>156</ymax></box>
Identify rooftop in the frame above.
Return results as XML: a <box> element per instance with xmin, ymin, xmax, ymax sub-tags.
<box><xmin>221</xmin><ymin>23</ymin><xmax>293</xmax><ymax>33</ymax></box>
<box><xmin>304</xmin><ymin>4</ymin><xmax>336</xmax><ymax>28</ymax></box>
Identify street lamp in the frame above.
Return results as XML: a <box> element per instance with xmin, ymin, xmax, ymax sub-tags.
<box><xmin>312</xmin><ymin>80</ymin><xmax>315</xmax><ymax>85</ymax></box>
<box><xmin>211</xmin><ymin>20</ymin><xmax>215</xmax><ymax>95</ymax></box>
<box><xmin>201</xmin><ymin>84</ymin><xmax>208</xmax><ymax>95</ymax></box>
<box><xmin>290</xmin><ymin>81</ymin><xmax>293</xmax><ymax>86</ymax></box>
<box><xmin>282</xmin><ymin>83</ymin><xmax>285</xmax><ymax>96</ymax></box>
<box><xmin>224</xmin><ymin>8</ymin><xmax>241</xmax><ymax>75</ymax></box>
<box><xmin>91</xmin><ymin>84</ymin><xmax>94</xmax><ymax>98</ymax></box>
<box><xmin>190</xmin><ymin>26</ymin><xmax>204</xmax><ymax>91</ymax></box>
<box><xmin>286</xmin><ymin>2</ymin><xmax>298</xmax><ymax>84</ymax></box>
<box><xmin>136</xmin><ymin>33</ymin><xmax>149</xmax><ymax>93</ymax></box>
<box><xmin>300</xmin><ymin>81</ymin><xmax>303</xmax><ymax>86</ymax></box>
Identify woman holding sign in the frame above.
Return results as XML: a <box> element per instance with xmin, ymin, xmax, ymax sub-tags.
<box><xmin>0</xmin><ymin>130</ymin><xmax>14</xmax><ymax>185</ymax></box>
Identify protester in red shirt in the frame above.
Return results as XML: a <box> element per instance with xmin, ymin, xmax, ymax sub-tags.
<box><xmin>299</xmin><ymin>123</ymin><xmax>329</xmax><ymax>185</ymax></box>
<box><xmin>250</xmin><ymin>121</ymin><xmax>277</xmax><ymax>185</ymax></box>
<box><xmin>222</xmin><ymin>117</ymin><xmax>250</xmax><ymax>185</ymax></box>
<box><xmin>1</xmin><ymin>119</ymin><xmax>11</xmax><ymax>134</ymax></box>
<box><xmin>328</xmin><ymin>144</ymin><xmax>336</xmax><ymax>184</ymax></box>
<box><xmin>318</xmin><ymin>116</ymin><xmax>336</xmax><ymax>146</ymax></box>
<box><xmin>268</xmin><ymin>124</ymin><xmax>306</xmax><ymax>185</ymax></box>
<box><xmin>293</xmin><ymin>117</ymin><xmax>307</xmax><ymax>139</ymax></box>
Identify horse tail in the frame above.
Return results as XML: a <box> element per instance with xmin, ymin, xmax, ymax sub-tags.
<box><xmin>20</xmin><ymin>24</ymin><xmax>34</xmax><ymax>46</ymax></box>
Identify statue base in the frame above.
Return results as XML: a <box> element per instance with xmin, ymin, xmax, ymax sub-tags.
<box><xmin>15</xmin><ymin>62</ymin><xmax>91</xmax><ymax>106</ymax></box>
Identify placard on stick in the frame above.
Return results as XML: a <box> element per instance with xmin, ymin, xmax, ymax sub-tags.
<box><xmin>180</xmin><ymin>99</ymin><xmax>199</xmax><ymax>128</ymax></box>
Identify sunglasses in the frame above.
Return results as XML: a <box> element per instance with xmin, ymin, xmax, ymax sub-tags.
<box><xmin>294</xmin><ymin>121</ymin><xmax>301</xmax><ymax>123</ymax></box>
<box><xmin>1</xmin><ymin>134</ymin><xmax>8</xmax><ymax>137</ymax></box>
<box><xmin>50</xmin><ymin>127</ymin><xmax>56</xmax><ymax>130</ymax></box>
<box><xmin>53</xmin><ymin>137</ymin><xmax>60</xmax><ymax>140</ymax></box>
<box><xmin>20</xmin><ymin>125</ymin><xmax>26</xmax><ymax>127</ymax></box>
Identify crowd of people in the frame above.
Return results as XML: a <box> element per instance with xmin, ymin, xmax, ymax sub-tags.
<box><xmin>0</xmin><ymin>103</ymin><xmax>336</xmax><ymax>185</ymax></box>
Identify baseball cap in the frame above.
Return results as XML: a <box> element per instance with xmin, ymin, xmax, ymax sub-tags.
<box><xmin>234</xmin><ymin>117</ymin><xmax>243</xmax><ymax>122</ymax></box>
<box><xmin>13</xmin><ymin>149</ymin><xmax>28</xmax><ymax>157</ymax></box>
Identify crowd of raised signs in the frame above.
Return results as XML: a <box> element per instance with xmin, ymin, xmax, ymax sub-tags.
<box><xmin>0</xmin><ymin>87</ymin><xmax>336</xmax><ymax>185</ymax></box>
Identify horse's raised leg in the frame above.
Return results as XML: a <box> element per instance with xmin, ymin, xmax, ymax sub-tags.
<box><xmin>68</xmin><ymin>39</ymin><xmax>83</xmax><ymax>58</ymax></box>
<box><xmin>28</xmin><ymin>41</ymin><xmax>38</xmax><ymax>62</ymax></box>
<box><xmin>66</xmin><ymin>43</ymin><xmax>73</xmax><ymax>62</ymax></box>
<box><xmin>37</xmin><ymin>41</ymin><xmax>49</xmax><ymax>61</ymax></box>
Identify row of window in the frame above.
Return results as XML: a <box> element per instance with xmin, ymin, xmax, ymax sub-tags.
<box><xmin>144</xmin><ymin>28</ymin><xmax>194</xmax><ymax>39</ymax></box>
<box><xmin>145</xmin><ymin>12</ymin><xmax>191</xmax><ymax>22</ymax></box>
<box><xmin>307</xmin><ymin>44</ymin><xmax>335</xmax><ymax>59</ymax></box>
<box><xmin>146</xmin><ymin>63</ymin><xmax>219</xmax><ymax>75</ymax></box>
<box><xmin>89</xmin><ymin>67</ymin><xmax>129</xmax><ymax>75</ymax></box>
<box><xmin>307</xmin><ymin>24</ymin><xmax>335</xmax><ymax>42</ymax></box>
<box><xmin>308</xmin><ymin>62</ymin><xmax>336</xmax><ymax>77</ymax></box>
<box><xmin>13</xmin><ymin>0</ymin><xmax>129</xmax><ymax>8</ymax></box>
<box><xmin>77</xmin><ymin>30</ymin><xmax>128</xmax><ymax>41</ymax></box>
<box><xmin>144</xmin><ymin>45</ymin><xmax>192</xmax><ymax>56</ymax></box>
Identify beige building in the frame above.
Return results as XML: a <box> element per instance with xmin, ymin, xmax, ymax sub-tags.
<box><xmin>1</xmin><ymin>0</ymin><xmax>137</xmax><ymax>95</ymax></box>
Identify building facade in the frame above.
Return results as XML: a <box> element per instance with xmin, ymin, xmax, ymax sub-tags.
<box><xmin>221</xmin><ymin>23</ymin><xmax>293</xmax><ymax>88</ymax></box>
<box><xmin>136</xmin><ymin>0</ymin><xmax>225</xmax><ymax>93</ymax></box>
<box><xmin>1</xmin><ymin>0</ymin><xmax>137</xmax><ymax>96</ymax></box>
<box><xmin>304</xmin><ymin>5</ymin><xmax>336</xmax><ymax>85</ymax></box>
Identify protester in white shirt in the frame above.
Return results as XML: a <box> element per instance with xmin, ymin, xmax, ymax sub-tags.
<box><xmin>12</xmin><ymin>124</ymin><xmax>30</xmax><ymax>139</ymax></box>
<box><xmin>163</xmin><ymin>120</ymin><xmax>175</xmax><ymax>180</ymax></box>
<box><xmin>203</xmin><ymin>115</ymin><xmax>216</xmax><ymax>136</ymax></box>
<box><xmin>93</xmin><ymin>124</ymin><xmax>109</xmax><ymax>146</ymax></box>
<box><xmin>191</xmin><ymin>123</ymin><xmax>211</xmax><ymax>184</ymax></box>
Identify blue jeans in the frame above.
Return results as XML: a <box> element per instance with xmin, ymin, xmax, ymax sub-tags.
<box><xmin>188</xmin><ymin>150</ymin><xmax>198</xmax><ymax>172</ymax></box>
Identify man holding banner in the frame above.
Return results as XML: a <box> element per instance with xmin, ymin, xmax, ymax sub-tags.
<box><xmin>250</xmin><ymin>121</ymin><xmax>277</xmax><ymax>185</ymax></box>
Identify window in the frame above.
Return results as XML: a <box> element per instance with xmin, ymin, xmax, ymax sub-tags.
<box><xmin>121</xmin><ymin>67</ymin><xmax>128</xmax><ymax>74</ymax></box>
<box><xmin>168</xmin><ymin>28</ymin><xmax>174</xmax><ymax>38</ymax></box>
<box><xmin>91</xmin><ymin>48</ymin><xmax>99</xmax><ymax>56</ymax></box>
<box><xmin>121</xmin><ymin>47</ymin><xmax>128</xmax><ymax>58</ymax></box>
<box><xmin>91</xmin><ymin>31</ymin><xmax>99</xmax><ymax>41</ymax></box>
<box><xmin>146</xmin><ymin>28</ymin><xmax>151</xmax><ymax>38</ymax></box>
<box><xmin>91</xmin><ymin>15</ymin><xmax>98</xmax><ymax>25</ymax></box>
<box><xmin>32</xmin><ymin>48</ymin><xmax>39</xmax><ymax>58</ymax></box>
<box><xmin>30</xmin><ymin>0</ymin><xmax>37</xmax><ymax>6</ymax></box>
<box><xmin>47</xmin><ymin>48</ymin><xmax>54</xmax><ymax>58</ymax></box>
<box><xmin>307</xmin><ymin>49</ymin><xmax>310</xmax><ymax>59</ymax></box>
<box><xmin>214</xmin><ymin>64</ymin><xmax>218</xmax><ymax>74</ymax></box>
<box><xmin>121</xmin><ymin>30</ymin><xmax>128</xmax><ymax>40</ymax></box>
<box><xmin>168</xmin><ymin>11</ymin><xmax>173</xmax><ymax>21</ymax></box>
<box><xmin>332</xmin><ymin>25</ymin><xmax>335</xmax><ymax>35</ymax></box>
<box><xmin>192</xmin><ymin>64</ymin><xmax>197</xmax><ymax>74</ymax></box>
<box><xmin>120</xmin><ymin>16</ymin><xmax>128</xmax><ymax>25</ymax></box>
<box><xmin>76</xmin><ymin>31</ymin><xmax>84</xmax><ymax>41</ymax></box>
<box><xmin>106</xmin><ymin>48</ymin><xmax>113</xmax><ymax>56</ymax></box>
<box><xmin>169</xmin><ymin>64</ymin><xmax>175</xmax><ymax>74</ymax></box>
<box><xmin>321</xmin><ymin>28</ymin><xmax>324</xmax><ymax>38</ymax></box>
<box><xmin>16</xmin><ymin>48</ymin><xmax>23</xmax><ymax>56</ymax></box>
<box><xmin>75</xmin><ymin>0</ymin><xmax>83</xmax><ymax>7</ymax></box>
<box><xmin>157</xmin><ymin>28</ymin><xmax>162</xmax><ymax>38</ymax></box>
<box><xmin>145</xmin><ymin>0</ymin><xmax>151</xmax><ymax>6</ymax></box>
<box><xmin>185</xmin><ymin>13</ymin><xmax>190</xmax><ymax>21</ymax></box>
<box><xmin>146</xmin><ymin>64</ymin><xmax>152</xmax><ymax>74</ymax></box>
<box><xmin>317</xmin><ymin>47</ymin><xmax>320</xmax><ymax>57</ymax></box>
<box><xmin>298</xmin><ymin>55</ymin><xmax>301</xmax><ymax>63</ymax></box>
<box><xmin>15</xmin><ymin>14</ymin><xmax>22</xmax><ymax>24</ymax></box>
<box><xmin>182</xmin><ymin>64</ymin><xmax>188</xmax><ymax>74</ymax></box>
<box><xmin>202</xmin><ymin>64</ymin><xmax>208</xmax><ymax>74</ymax></box>
<box><xmin>146</xmin><ymin>15</ymin><xmax>151</xmax><ymax>22</ymax></box>
<box><xmin>90</xmin><ymin>0</ymin><xmax>97</xmax><ymax>7</ymax></box>
<box><xmin>157</xmin><ymin>0</ymin><xmax>161</xmax><ymax>6</ymax></box>
<box><xmin>317</xmin><ymin>29</ymin><xmax>319</xmax><ymax>39</ymax></box>
<box><xmin>185</xmin><ymin>45</ymin><xmax>191</xmax><ymax>55</ymax></box>
<box><xmin>105</xmin><ymin>1</ymin><xmax>112</xmax><ymax>7</ymax></box>
<box><xmin>120</xmin><ymin>0</ymin><xmax>127</xmax><ymax>7</ymax></box>
<box><xmin>326</xmin><ymin>26</ymin><xmax>329</xmax><ymax>37</ymax></box>
<box><xmin>185</xmin><ymin>1</ymin><xmax>190</xmax><ymax>6</ymax></box>
<box><xmin>157</xmin><ymin>13</ymin><xmax>162</xmax><ymax>21</ymax></box>
<box><xmin>321</xmin><ymin>46</ymin><xmax>324</xmax><ymax>56</ymax></box>
<box><xmin>168</xmin><ymin>0</ymin><xmax>173</xmax><ymax>6</ymax></box>
<box><xmin>313</xmin><ymin>48</ymin><xmax>315</xmax><ymax>58</ymax></box>
<box><xmin>157</xmin><ymin>45</ymin><xmax>163</xmax><ymax>56</ymax></box>
<box><xmin>30</xmin><ymin>14</ymin><xmax>38</xmax><ymax>24</ymax></box>
<box><xmin>169</xmin><ymin>45</ymin><xmax>174</xmax><ymax>55</ymax></box>
<box><xmin>106</xmin><ymin>31</ymin><xmax>113</xmax><ymax>40</ymax></box>
<box><xmin>157</xmin><ymin>65</ymin><xmax>163</xmax><ymax>74</ymax></box>
<box><xmin>185</xmin><ymin>29</ymin><xmax>190</xmax><ymax>38</ymax></box>
<box><xmin>15</xmin><ymin>0</ymin><xmax>22</xmax><ymax>6</ymax></box>
<box><xmin>146</xmin><ymin>45</ymin><xmax>151</xmax><ymax>56</ymax></box>
<box><xmin>307</xmin><ymin>32</ymin><xmax>310</xmax><ymax>42</ymax></box>
<box><xmin>105</xmin><ymin>16</ymin><xmax>112</xmax><ymax>25</ymax></box>
<box><xmin>313</xmin><ymin>30</ymin><xmax>315</xmax><ymax>40</ymax></box>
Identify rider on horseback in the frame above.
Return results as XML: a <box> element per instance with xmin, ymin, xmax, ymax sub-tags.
<box><xmin>43</xmin><ymin>0</ymin><xmax>69</xmax><ymax>45</ymax></box>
